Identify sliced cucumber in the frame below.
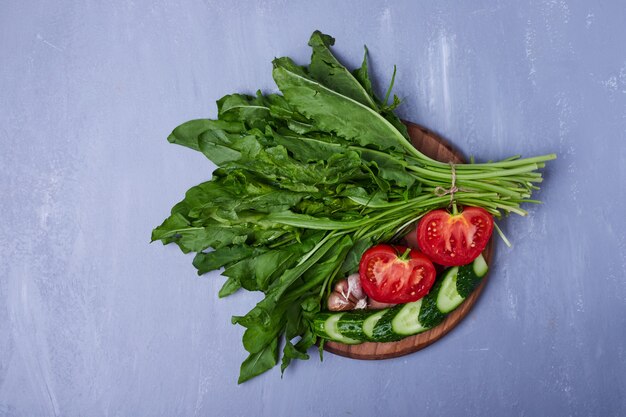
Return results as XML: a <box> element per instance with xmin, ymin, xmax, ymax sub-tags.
<box><xmin>337</xmin><ymin>310</ymin><xmax>370</xmax><ymax>341</ymax></box>
<box><xmin>362</xmin><ymin>310</ymin><xmax>387</xmax><ymax>339</ymax></box>
<box><xmin>472</xmin><ymin>254</ymin><xmax>488</xmax><ymax>277</ymax></box>
<box><xmin>436</xmin><ymin>267</ymin><xmax>463</xmax><ymax>313</ymax></box>
<box><xmin>322</xmin><ymin>313</ymin><xmax>361</xmax><ymax>345</ymax></box>
<box><xmin>418</xmin><ymin>280</ymin><xmax>446</xmax><ymax>328</ymax></box>
<box><xmin>391</xmin><ymin>300</ymin><xmax>427</xmax><ymax>336</ymax></box>
<box><xmin>372</xmin><ymin>305</ymin><xmax>404</xmax><ymax>342</ymax></box>
<box><xmin>436</xmin><ymin>254</ymin><xmax>489</xmax><ymax>312</ymax></box>
<box><xmin>312</xmin><ymin>312</ymin><xmax>333</xmax><ymax>339</ymax></box>
<box><xmin>457</xmin><ymin>254</ymin><xmax>488</xmax><ymax>298</ymax></box>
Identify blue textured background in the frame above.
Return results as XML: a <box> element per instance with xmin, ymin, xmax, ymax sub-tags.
<box><xmin>1</xmin><ymin>1</ymin><xmax>625</xmax><ymax>416</ymax></box>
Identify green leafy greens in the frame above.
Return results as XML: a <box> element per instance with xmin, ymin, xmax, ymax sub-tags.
<box><xmin>152</xmin><ymin>31</ymin><xmax>555</xmax><ymax>383</ymax></box>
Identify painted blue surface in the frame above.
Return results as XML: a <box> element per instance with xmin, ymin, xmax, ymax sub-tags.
<box><xmin>1</xmin><ymin>1</ymin><xmax>625</xmax><ymax>416</ymax></box>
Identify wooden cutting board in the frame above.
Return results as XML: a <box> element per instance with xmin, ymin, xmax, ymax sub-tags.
<box><xmin>323</xmin><ymin>121</ymin><xmax>494</xmax><ymax>360</ymax></box>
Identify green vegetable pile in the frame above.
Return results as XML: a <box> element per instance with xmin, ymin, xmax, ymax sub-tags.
<box><xmin>152</xmin><ymin>31</ymin><xmax>555</xmax><ymax>383</ymax></box>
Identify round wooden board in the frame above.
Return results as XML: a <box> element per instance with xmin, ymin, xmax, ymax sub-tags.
<box><xmin>323</xmin><ymin>121</ymin><xmax>495</xmax><ymax>360</ymax></box>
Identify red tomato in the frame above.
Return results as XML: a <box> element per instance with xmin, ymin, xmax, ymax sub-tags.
<box><xmin>358</xmin><ymin>244</ymin><xmax>436</xmax><ymax>303</ymax></box>
<box><xmin>416</xmin><ymin>206</ymin><xmax>494</xmax><ymax>266</ymax></box>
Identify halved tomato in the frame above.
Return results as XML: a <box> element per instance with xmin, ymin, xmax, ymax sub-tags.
<box><xmin>416</xmin><ymin>206</ymin><xmax>494</xmax><ymax>266</ymax></box>
<box><xmin>358</xmin><ymin>244</ymin><xmax>436</xmax><ymax>303</ymax></box>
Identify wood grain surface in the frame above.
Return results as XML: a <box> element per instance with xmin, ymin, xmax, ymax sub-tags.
<box><xmin>323</xmin><ymin>122</ymin><xmax>494</xmax><ymax>360</ymax></box>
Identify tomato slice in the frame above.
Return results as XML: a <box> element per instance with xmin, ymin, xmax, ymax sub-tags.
<box><xmin>358</xmin><ymin>244</ymin><xmax>436</xmax><ymax>303</ymax></box>
<box><xmin>416</xmin><ymin>206</ymin><xmax>494</xmax><ymax>266</ymax></box>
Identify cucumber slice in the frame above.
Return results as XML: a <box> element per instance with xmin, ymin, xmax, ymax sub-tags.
<box><xmin>362</xmin><ymin>310</ymin><xmax>387</xmax><ymax>339</ymax></box>
<box><xmin>337</xmin><ymin>310</ymin><xmax>370</xmax><ymax>341</ymax></box>
<box><xmin>472</xmin><ymin>253</ymin><xmax>488</xmax><ymax>277</ymax></box>
<box><xmin>436</xmin><ymin>255</ymin><xmax>489</xmax><ymax>312</ymax></box>
<box><xmin>391</xmin><ymin>300</ymin><xmax>427</xmax><ymax>336</ymax></box>
<box><xmin>436</xmin><ymin>267</ymin><xmax>464</xmax><ymax>313</ymax></box>
<box><xmin>372</xmin><ymin>305</ymin><xmax>405</xmax><ymax>342</ymax></box>
<box><xmin>457</xmin><ymin>255</ymin><xmax>489</xmax><ymax>298</ymax></box>
<box><xmin>312</xmin><ymin>312</ymin><xmax>332</xmax><ymax>339</ymax></box>
<box><xmin>418</xmin><ymin>280</ymin><xmax>446</xmax><ymax>328</ymax></box>
<box><xmin>313</xmin><ymin>311</ymin><xmax>335</xmax><ymax>340</ymax></box>
<box><xmin>323</xmin><ymin>313</ymin><xmax>361</xmax><ymax>344</ymax></box>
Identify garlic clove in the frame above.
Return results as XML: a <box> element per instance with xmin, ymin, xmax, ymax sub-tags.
<box><xmin>327</xmin><ymin>292</ymin><xmax>355</xmax><ymax>311</ymax></box>
<box><xmin>347</xmin><ymin>273</ymin><xmax>365</xmax><ymax>300</ymax></box>
<box><xmin>334</xmin><ymin>279</ymin><xmax>350</xmax><ymax>299</ymax></box>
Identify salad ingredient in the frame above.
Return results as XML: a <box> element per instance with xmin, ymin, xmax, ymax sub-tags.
<box><xmin>416</xmin><ymin>206</ymin><xmax>494</xmax><ymax>266</ymax></box>
<box><xmin>369</xmin><ymin>305</ymin><xmax>406</xmax><ymax>342</ymax></box>
<box><xmin>317</xmin><ymin>312</ymin><xmax>361</xmax><ymax>345</ymax></box>
<box><xmin>457</xmin><ymin>253</ymin><xmax>488</xmax><ymax>297</ymax></box>
<box><xmin>391</xmin><ymin>300</ymin><xmax>428</xmax><ymax>336</ymax></box>
<box><xmin>336</xmin><ymin>310</ymin><xmax>372</xmax><ymax>341</ymax></box>
<box><xmin>326</xmin><ymin>292</ymin><xmax>354</xmax><ymax>311</ymax></box>
<box><xmin>418</xmin><ymin>253</ymin><xmax>488</xmax><ymax>327</ymax></box>
<box><xmin>153</xmin><ymin>30</ymin><xmax>554</xmax><ymax>382</ymax></box>
<box><xmin>313</xmin><ymin>254</ymin><xmax>489</xmax><ymax>343</ymax></box>
<box><xmin>362</xmin><ymin>310</ymin><xmax>387</xmax><ymax>338</ymax></box>
<box><xmin>358</xmin><ymin>244</ymin><xmax>436</xmax><ymax>303</ymax></box>
<box><xmin>435</xmin><ymin>267</ymin><xmax>466</xmax><ymax>313</ymax></box>
<box><xmin>347</xmin><ymin>273</ymin><xmax>366</xmax><ymax>300</ymax></box>
<box><xmin>327</xmin><ymin>274</ymin><xmax>368</xmax><ymax>311</ymax></box>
